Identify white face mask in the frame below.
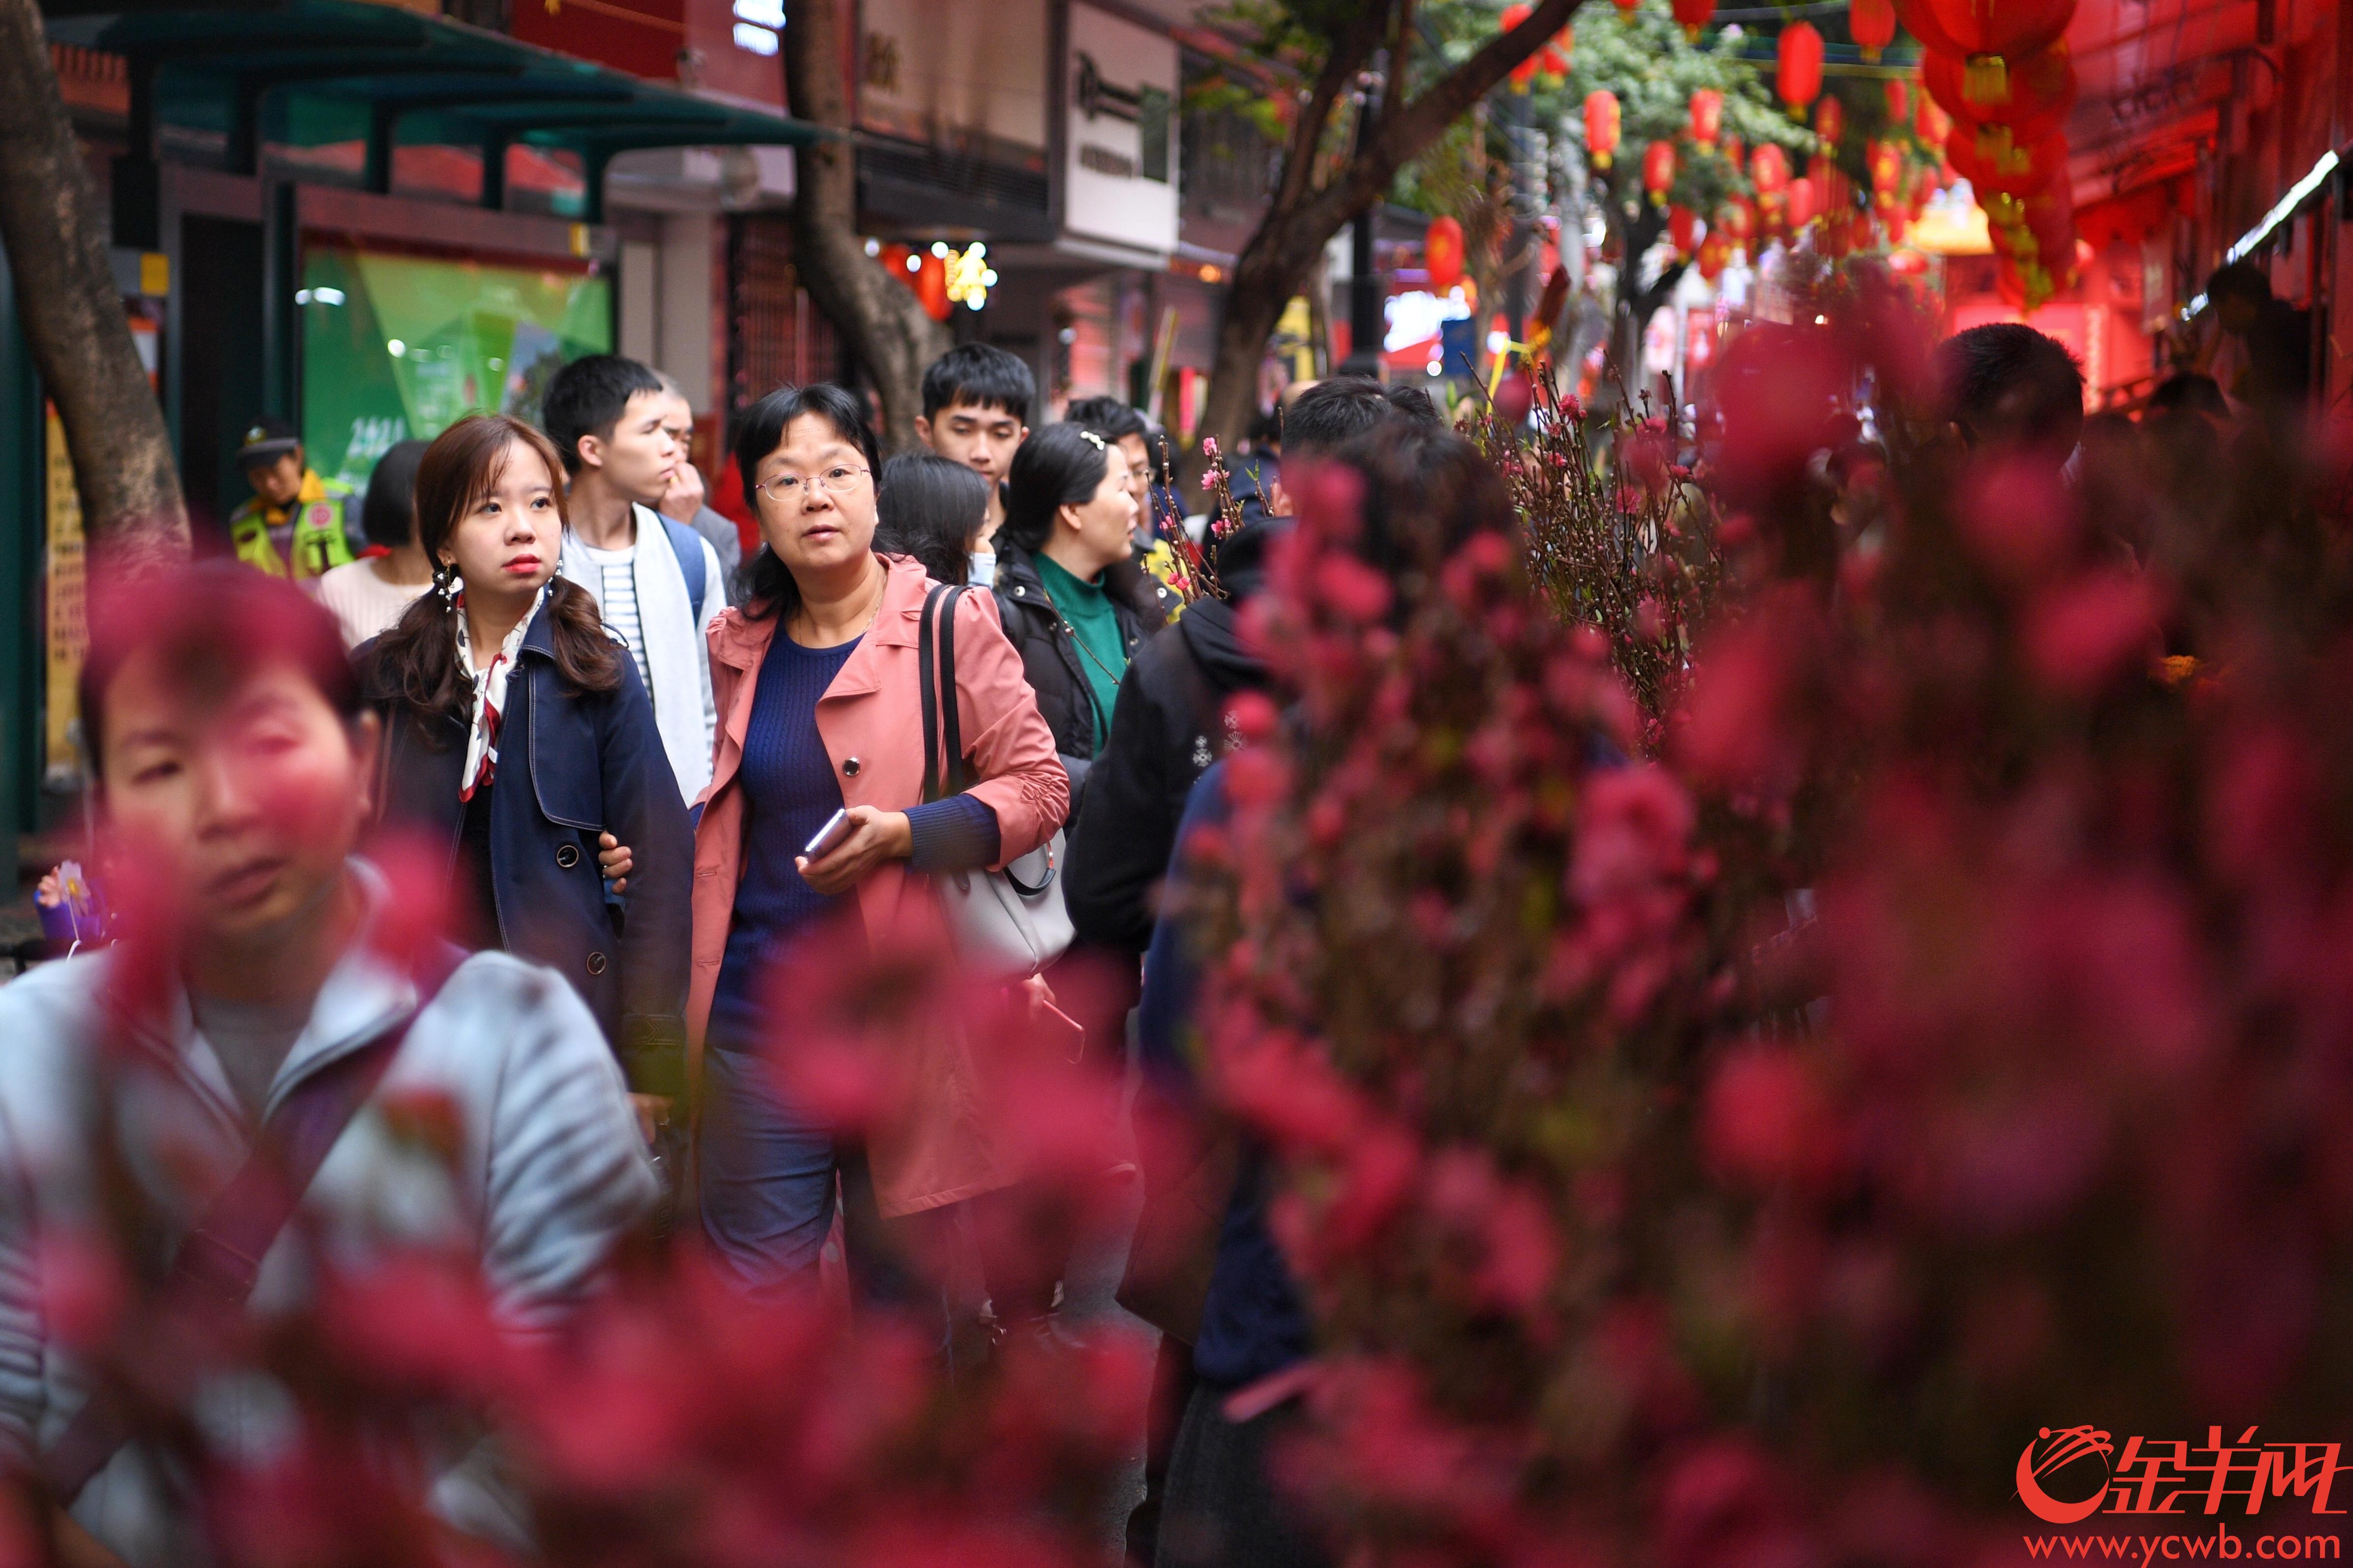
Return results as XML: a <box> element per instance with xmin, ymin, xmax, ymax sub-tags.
<box><xmin>968</xmin><ymin>545</ymin><xmax>997</xmax><ymax>587</ymax></box>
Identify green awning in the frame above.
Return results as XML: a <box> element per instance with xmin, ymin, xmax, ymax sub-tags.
<box><xmin>42</xmin><ymin>0</ymin><xmax>823</xmax><ymax>220</ymax></box>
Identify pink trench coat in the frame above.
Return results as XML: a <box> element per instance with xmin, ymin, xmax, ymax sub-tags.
<box><xmin>689</xmin><ymin>553</ymin><xmax>1069</xmax><ymax>1218</ymax></box>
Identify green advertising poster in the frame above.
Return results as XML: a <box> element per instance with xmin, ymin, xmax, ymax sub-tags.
<box><xmin>300</xmin><ymin>247</ymin><xmax>613</xmax><ymax>491</ymax></box>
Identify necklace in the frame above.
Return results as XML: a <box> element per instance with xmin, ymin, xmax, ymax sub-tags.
<box><xmin>791</xmin><ymin>562</ymin><xmax>886</xmax><ymax>648</ymax></box>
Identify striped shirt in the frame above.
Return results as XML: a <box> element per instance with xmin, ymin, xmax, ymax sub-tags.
<box><xmin>580</xmin><ymin>541</ymin><xmax>651</xmax><ymax>693</ymax></box>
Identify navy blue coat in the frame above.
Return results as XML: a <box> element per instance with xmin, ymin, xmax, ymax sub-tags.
<box><xmin>358</xmin><ymin>610</ymin><xmax>693</xmax><ymax>1098</ymax></box>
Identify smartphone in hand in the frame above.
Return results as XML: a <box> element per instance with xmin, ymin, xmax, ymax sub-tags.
<box><xmin>802</xmin><ymin>808</ymin><xmax>855</xmax><ymax>861</ymax></box>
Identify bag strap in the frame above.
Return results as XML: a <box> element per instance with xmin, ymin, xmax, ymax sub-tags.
<box><xmin>918</xmin><ymin>583</ymin><xmax>971</xmax><ymax>803</ymax></box>
<box><xmin>40</xmin><ymin>941</ymin><xmax>467</xmax><ymax>1503</ymax></box>
<box><xmin>655</xmin><ymin>512</ymin><xmax>709</xmax><ymax>613</ymax></box>
<box><xmin>937</xmin><ymin>585</ymin><xmax>968</xmax><ymax>797</ymax></box>
<box><xmin>919</xmin><ymin>582</ymin><xmax>947</xmax><ymax>805</ymax></box>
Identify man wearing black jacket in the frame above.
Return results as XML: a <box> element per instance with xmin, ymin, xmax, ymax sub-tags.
<box><xmin>1067</xmin><ymin>377</ymin><xmax>1419</xmax><ymax>956</ymax></box>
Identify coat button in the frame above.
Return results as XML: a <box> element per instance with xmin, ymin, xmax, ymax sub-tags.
<box><xmin>843</xmin><ymin>756</ymin><xmax>861</xmax><ymax>776</ymax></box>
<box><xmin>555</xmin><ymin>843</ymin><xmax>581</xmax><ymax>869</ymax></box>
<box><xmin>586</xmin><ymin>951</ymin><xmax>608</xmax><ymax>976</ymax></box>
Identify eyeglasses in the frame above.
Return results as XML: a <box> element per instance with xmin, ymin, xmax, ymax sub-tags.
<box><xmin>756</xmin><ymin>465</ymin><xmax>871</xmax><ymax>504</ymax></box>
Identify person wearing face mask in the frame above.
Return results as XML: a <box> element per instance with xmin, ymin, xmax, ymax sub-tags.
<box><xmin>692</xmin><ymin>382</ymin><xmax>1066</xmax><ymax>1300</ymax></box>
<box><xmin>0</xmin><ymin>561</ymin><xmax>654</xmax><ymax>1566</ymax></box>
<box><xmin>992</xmin><ymin>424</ymin><xmax>1175</xmax><ymax>810</ymax></box>
<box><xmin>542</xmin><ymin>355</ymin><xmax>729</xmax><ymax>805</ymax></box>
<box><xmin>355</xmin><ymin>414</ymin><xmax>693</xmax><ymax>1133</ymax></box>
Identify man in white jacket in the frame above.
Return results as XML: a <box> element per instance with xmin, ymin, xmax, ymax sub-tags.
<box><xmin>542</xmin><ymin>354</ymin><xmax>728</xmax><ymax>804</ymax></box>
<box><xmin>0</xmin><ymin>564</ymin><xmax>655</xmax><ymax>1566</ymax></box>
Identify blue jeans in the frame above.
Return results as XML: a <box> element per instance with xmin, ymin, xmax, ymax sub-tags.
<box><xmin>697</xmin><ymin>1040</ymin><xmax>932</xmax><ymax>1312</ymax></box>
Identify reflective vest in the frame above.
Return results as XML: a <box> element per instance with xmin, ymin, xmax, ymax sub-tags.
<box><xmin>229</xmin><ymin>471</ymin><xmax>355</xmax><ymax>582</ymax></box>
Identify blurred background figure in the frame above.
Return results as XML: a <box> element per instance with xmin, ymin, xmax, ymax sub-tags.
<box><xmin>874</xmin><ymin>449</ymin><xmax>992</xmax><ymax>586</ymax></box>
<box><xmin>2199</xmin><ymin>261</ymin><xmax>2311</xmax><ymax>429</ymax></box>
<box><xmin>654</xmin><ymin>370</ymin><xmax>747</xmax><ymax>606</ymax></box>
<box><xmin>916</xmin><ymin>345</ymin><xmax>1035</xmax><ymax>587</ymax></box>
<box><xmin>227</xmin><ymin>415</ymin><xmax>358</xmax><ymax>584</ymax></box>
<box><xmin>1934</xmin><ymin>321</ymin><xmax>2085</xmax><ymax>473</ymax></box>
<box><xmin>1065</xmin><ymin>395</ymin><xmax>1158</xmax><ymax>551</ymax></box>
<box><xmin>313</xmin><ymin>438</ymin><xmax>432</xmax><ymax>649</ymax></box>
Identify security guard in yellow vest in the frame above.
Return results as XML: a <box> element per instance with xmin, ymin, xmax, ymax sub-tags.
<box><xmin>227</xmin><ymin>417</ymin><xmax>357</xmax><ymax>582</ymax></box>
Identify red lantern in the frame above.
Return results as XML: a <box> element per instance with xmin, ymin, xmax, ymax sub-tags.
<box><xmin>1643</xmin><ymin>140</ymin><xmax>1678</xmax><ymax>205</ymax></box>
<box><xmin>1916</xmin><ymin>92</ymin><xmax>1951</xmax><ymax>144</ymax></box>
<box><xmin>1851</xmin><ymin>0</ymin><xmax>1897</xmax><ymax>59</ymax></box>
<box><xmin>1897</xmin><ymin>0</ymin><xmax>2075</xmax><ymax>106</ymax></box>
<box><xmin>1723</xmin><ymin>133</ymin><xmax>1744</xmax><ymax>170</ymax></box>
<box><xmin>1814</xmin><ymin>94</ymin><xmax>1844</xmax><ymax>149</ymax></box>
<box><xmin>1696</xmin><ymin>232</ymin><xmax>1731</xmax><ymax>281</ymax></box>
<box><xmin>1719</xmin><ymin>195</ymin><xmax>1758</xmax><ymax>242</ymax></box>
<box><xmin>1923</xmin><ymin>42</ymin><xmax>2075</xmax><ymax>133</ymax></box>
<box><xmin>1777</xmin><ymin>21</ymin><xmax>1824</xmax><ymax>115</ymax></box>
<box><xmin>915</xmin><ymin>251</ymin><xmax>950</xmax><ymax>321</ymax></box>
<box><xmin>1945</xmin><ymin>121</ymin><xmax>2065</xmax><ymax>196</ymax></box>
<box><xmin>1584</xmin><ymin>90</ymin><xmax>1622</xmax><ymax>170</ymax></box>
<box><xmin>1689</xmin><ymin>88</ymin><xmax>1724</xmax><ymax>147</ymax></box>
<box><xmin>1672</xmin><ymin>0</ymin><xmax>1716</xmax><ymax>37</ymax></box>
<box><xmin>1544</xmin><ymin>24</ymin><xmax>1573</xmax><ymax>75</ymax></box>
<box><xmin>1502</xmin><ymin>5</ymin><xmax>1572</xmax><ymax>87</ymax></box>
<box><xmin>1751</xmin><ymin>141</ymin><xmax>1791</xmax><ymax>195</ymax></box>
<box><xmin>1885</xmin><ymin>78</ymin><xmax>1909</xmax><ymax>124</ymax></box>
<box><xmin>1613</xmin><ymin>0</ymin><xmax>1638</xmax><ymax>12</ymax></box>
<box><xmin>1425</xmin><ymin>215</ymin><xmax>1466</xmax><ymax>292</ymax></box>
<box><xmin>1869</xmin><ymin>139</ymin><xmax>1903</xmax><ymax>205</ymax></box>
<box><xmin>1786</xmin><ymin>174</ymin><xmax>1820</xmax><ymax>229</ymax></box>
<box><xmin>1668</xmin><ymin>204</ymin><xmax>1699</xmax><ymax>255</ymax></box>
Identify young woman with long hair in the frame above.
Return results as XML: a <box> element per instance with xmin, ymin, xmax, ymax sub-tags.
<box><xmin>357</xmin><ymin>413</ymin><xmax>693</xmax><ymax>1116</ymax></box>
<box><xmin>690</xmin><ymin>382</ymin><xmax>1067</xmax><ymax>1299</ymax></box>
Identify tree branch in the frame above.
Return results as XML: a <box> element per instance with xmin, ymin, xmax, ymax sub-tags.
<box><xmin>1268</xmin><ymin>2</ymin><xmax>1388</xmax><ymax>220</ymax></box>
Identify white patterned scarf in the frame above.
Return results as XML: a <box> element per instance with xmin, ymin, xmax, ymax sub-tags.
<box><xmin>454</xmin><ymin>583</ymin><xmax>549</xmax><ymax>801</ymax></box>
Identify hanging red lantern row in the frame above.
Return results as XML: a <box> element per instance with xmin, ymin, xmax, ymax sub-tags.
<box><xmin>1502</xmin><ymin>4</ymin><xmax>1574</xmax><ymax>88</ymax></box>
<box><xmin>1814</xmin><ymin>93</ymin><xmax>1844</xmax><ymax>149</ymax></box>
<box><xmin>1689</xmin><ymin>88</ymin><xmax>1723</xmax><ymax>147</ymax></box>
<box><xmin>1922</xmin><ymin>44</ymin><xmax>2074</xmax><ymax>141</ymax></box>
<box><xmin>1916</xmin><ymin>90</ymin><xmax>1951</xmax><ymax>145</ymax></box>
<box><xmin>1584</xmin><ymin>90</ymin><xmax>1622</xmax><ymax>170</ymax></box>
<box><xmin>1643</xmin><ymin>140</ymin><xmax>1678</xmax><ymax>206</ymax></box>
<box><xmin>1885</xmin><ymin>77</ymin><xmax>1910</xmax><ymax>124</ymax></box>
<box><xmin>1786</xmin><ymin>174</ymin><xmax>1820</xmax><ymax>230</ymax></box>
<box><xmin>1718</xmin><ymin>195</ymin><xmax>1758</xmax><ymax>244</ymax></box>
<box><xmin>1851</xmin><ymin>0</ymin><xmax>1898</xmax><ymax>60</ymax></box>
<box><xmin>1723</xmin><ymin>132</ymin><xmax>1744</xmax><ymax>170</ymax></box>
<box><xmin>1425</xmin><ymin>215</ymin><xmax>1466</xmax><ymax>292</ymax></box>
<box><xmin>1869</xmin><ymin>139</ymin><xmax>1904</xmax><ymax>211</ymax></box>
<box><xmin>1668</xmin><ymin>204</ymin><xmax>1700</xmax><ymax>255</ymax></box>
<box><xmin>1672</xmin><ymin>0</ymin><xmax>1716</xmax><ymax>38</ymax></box>
<box><xmin>1778</xmin><ymin>21</ymin><xmax>1825</xmax><ymax>116</ymax></box>
<box><xmin>1696</xmin><ymin>231</ymin><xmax>1732</xmax><ymax>281</ymax></box>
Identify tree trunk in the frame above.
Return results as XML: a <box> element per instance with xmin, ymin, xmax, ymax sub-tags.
<box><xmin>0</xmin><ymin>0</ymin><xmax>187</xmax><ymax>571</ymax></box>
<box><xmin>780</xmin><ymin>0</ymin><xmax>946</xmax><ymax>453</ymax></box>
<box><xmin>1193</xmin><ymin>0</ymin><xmax>1584</xmax><ymax>466</ymax></box>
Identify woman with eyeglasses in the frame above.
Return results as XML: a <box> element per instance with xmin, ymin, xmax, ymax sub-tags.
<box><xmin>690</xmin><ymin>382</ymin><xmax>1068</xmax><ymax>1300</ymax></box>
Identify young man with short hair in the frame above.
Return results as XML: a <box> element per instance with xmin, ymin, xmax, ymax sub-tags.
<box><xmin>915</xmin><ymin>344</ymin><xmax>1034</xmax><ymax>586</ymax></box>
<box><xmin>226</xmin><ymin>416</ymin><xmax>359</xmax><ymax>583</ymax></box>
<box><xmin>542</xmin><ymin>355</ymin><xmax>728</xmax><ymax>803</ymax></box>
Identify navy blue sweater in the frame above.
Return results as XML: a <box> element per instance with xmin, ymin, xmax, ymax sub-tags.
<box><xmin>710</xmin><ymin>633</ymin><xmax>999</xmax><ymax>1047</ymax></box>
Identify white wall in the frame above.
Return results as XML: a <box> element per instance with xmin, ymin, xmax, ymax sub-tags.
<box><xmin>612</xmin><ymin>214</ymin><xmax>717</xmax><ymax>413</ymax></box>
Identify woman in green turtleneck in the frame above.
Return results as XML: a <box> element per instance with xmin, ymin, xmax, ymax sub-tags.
<box><xmin>991</xmin><ymin>422</ymin><xmax>1173</xmax><ymax>809</ymax></box>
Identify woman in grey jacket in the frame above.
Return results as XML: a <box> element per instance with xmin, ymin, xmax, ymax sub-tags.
<box><xmin>0</xmin><ymin>563</ymin><xmax>654</xmax><ymax>1566</ymax></box>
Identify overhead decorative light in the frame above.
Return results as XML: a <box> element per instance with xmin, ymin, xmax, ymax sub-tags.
<box><xmin>943</xmin><ymin>242</ymin><xmax>994</xmax><ymax>310</ymax></box>
<box><xmin>2181</xmin><ymin>147</ymin><xmax>2341</xmax><ymax>319</ymax></box>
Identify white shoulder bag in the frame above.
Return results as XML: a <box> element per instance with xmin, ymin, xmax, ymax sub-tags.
<box><xmin>919</xmin><ymin>583</ymin><xmax>1075</xmax><ymax>978</ymax></box>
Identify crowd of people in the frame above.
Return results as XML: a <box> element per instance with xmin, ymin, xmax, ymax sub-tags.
<box><xmin>11</xmin><ymin>284</ymin><xmax>2302</xmax><ymax>1566</ymax></box>
<box><xmin>4</xmin><ymin>333</ymin><xmax>1466</xmax><ymax>1568</ymax></box>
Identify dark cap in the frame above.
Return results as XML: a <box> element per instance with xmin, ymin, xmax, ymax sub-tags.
<box><xmin>236</xmin><ymin>416</ymin><xmax>302</xmax><ymax>468</ymax></box>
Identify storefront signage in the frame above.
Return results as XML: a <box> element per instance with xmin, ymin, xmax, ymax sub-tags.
<box><xmin>1063</xmin><ymin>4</ymin><xmax>1178</xmax><ymax>258</ymax></box>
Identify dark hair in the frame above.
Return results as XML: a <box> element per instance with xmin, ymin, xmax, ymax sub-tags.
<box><xmin>368</xmin><ymin>414</ymin><xmax>621</xmax><ymax>727</ymax></box>
<box><xmin>359</xmin><ymin>439</ymin><xmax>429</xmax><ymax>550</ymax></box>
<box><xmin>2205</xmin><ymin>261</ymin><xmax>2272</xmax><ymax>309</ymax></box>
<box><xmin>921</xmin><ymin>343</ymin><xmax>1034</xmax><ymax>423</ymax></box>
<box><xmin>2148</xmin><ymin>374</ymin><xmax>2229</xmax><ymax>419</ymax></box>
<box><xmin>1285</xmin><ymin>377</ymin><xmax>1402</xmax><ymax>461</ymax></box>
<box><xmin>1935</xmin><ymin>322</ymin><xmax>2085</xmax><ymax>453</ymax></box>
<box><xmin>1245</xmin><ymin>406</ymin><xmax>1284</xmax><ymax>450</ymax></box>
<box><xmin>1330</xmin><ymin>422</ymin><xmax>1514</xmax><ymax>589</ymax></box>
<box><xmin>81</xmin><ymin>560</ymin><xmax>359</xmax><ymax>785</ymax></box>
<box><xmin>999</xmin><ymin>423</ymin><xmax>1115</xmax><ymax>556</ymax></box>
<box><xmin>1383</xmin><ymin>382</ymin><xmax>1443</xmax><ymax>425</ymax></box>
<box><xmin>541</xmin><ymin>354</ymin><xmax>664</xmax><ymax>475</ymax></box>
<box><xmin>875</xmin><ymin>451</ymin><xmax>988</xmax><ymax>586</ymax></box>
<box><xmin>1064</xmin><ymin>396</ymin><xmax>1146</xmax><ymax>443</ymax></box>
<box><xmin>730</xmin><ymin>381</ymin><xmax>882</xmax><ymax>623</ymax></box>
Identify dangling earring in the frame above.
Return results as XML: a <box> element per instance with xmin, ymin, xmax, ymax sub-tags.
<box><xmin>435</xmin><ymin>561</ymin><xmax>458</xmax><ymax>607</ymax></box>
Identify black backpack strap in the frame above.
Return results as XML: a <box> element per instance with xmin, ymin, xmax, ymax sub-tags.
<box><xmin>40</xmin><ymin>941</ymin><xmax>467</xmax><ymax>1503</ymax></box>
